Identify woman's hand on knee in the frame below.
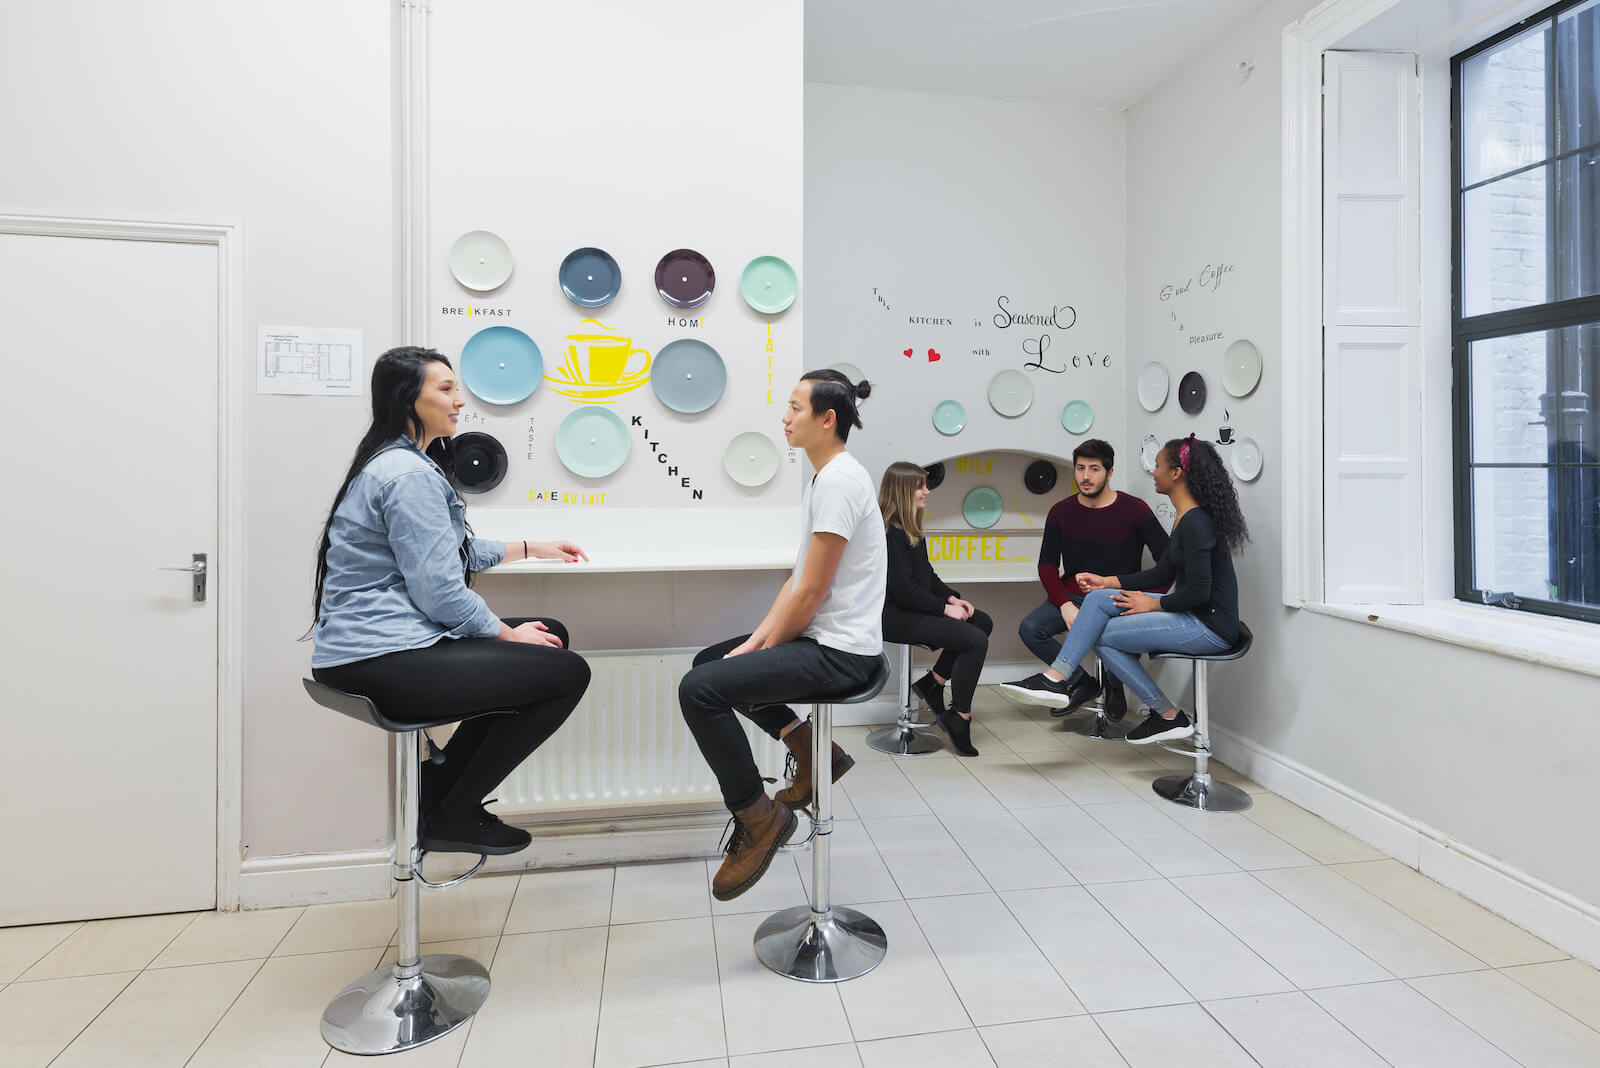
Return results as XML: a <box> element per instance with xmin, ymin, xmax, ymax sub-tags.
<box><xmin>506</xmin><ymin>620</ymin><xmax>565</xmax><ymax>647</ymax></box>
<box><xmin>1111</xmin><ymin>590</ymin><xmax>1161</xmax><ymax>615</ymax></box>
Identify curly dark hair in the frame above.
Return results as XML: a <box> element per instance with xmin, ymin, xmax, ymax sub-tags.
<box><xmin>1164</xmin><ymin>437</ymin><xmax>1250</xmax><ymax>554</ymax></box>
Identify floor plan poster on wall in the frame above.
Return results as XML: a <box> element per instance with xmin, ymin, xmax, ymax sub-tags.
<box><xmin>256</xmin><ymin>325</ymin><xmax>363</xmax><ymax>396</ymax></box>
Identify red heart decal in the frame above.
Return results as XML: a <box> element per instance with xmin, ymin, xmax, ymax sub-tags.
<box><xmin>902</xmin><ymin>347</ymin><xmax>914</xmax><ymax>358</ymax></box>
<box><xmin>927</xmin><ymin>348</ymin><xmax>941</xmax><ymax>362</ymax></box>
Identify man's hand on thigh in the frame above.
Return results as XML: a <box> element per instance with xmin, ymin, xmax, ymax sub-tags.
<box><xmin>1059</xmin><ymin>601</ymin><xmax>1079</xmax><ymax>629</ymax></box>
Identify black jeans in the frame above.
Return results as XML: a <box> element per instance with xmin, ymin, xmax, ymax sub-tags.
<box><xmin>882</xmin><ymin>607</ymin><xmax>993</xmax><ymax>713</ymax></box>
<box><xmin>679</xmin><ymin>634</ymin><xmax>880</xmax><ymax>811</ymax></box>
<box><xmin>313</xmin><ymin>617</ymin><xmax>590</xmax><ymax>814</ymax></box>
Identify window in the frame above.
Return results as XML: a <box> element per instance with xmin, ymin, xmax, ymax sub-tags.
<box><xmin>1453</xmin><ymin>0</ymin><xmax>1600</xmax><ymax>624</ymax></box>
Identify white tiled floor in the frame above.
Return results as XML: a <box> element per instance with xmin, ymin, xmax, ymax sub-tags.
<box><xmin>4</xmin><ymin>685</ymin><xmax>1599</xmax><ymax>1067</ymax></box>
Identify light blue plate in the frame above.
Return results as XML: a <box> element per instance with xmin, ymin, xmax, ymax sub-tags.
<box><xmin>558</xmin><ymin>247</ymin><xmax>621</xmax><ymax>307</ymax></box>
<box><xmin>963</xmin><ymin>487</ymin><xmax>1004</xmax><ymax>529</ymax></box>
<box><xmin>740</xmin><ymin>255</ymin><xmax>798</xmax><ymax>314</ymax></box>
<box><xmin>651</xmin><ymin>338</ymin><xmax>727</xmax><ymax>414</ymax></box>
<box><xmin>1061</xmin><ymin>399</ymin><xmax>1094</xmax><ymax>434</ymax></box>
<box><xmin>932</xmin><ymin>399</ymin><xmax>966</xmax><ymax>435</ymax></box>
<box><xmin>555</xmin><ymin>407</ymin><xmax>630</xmax><ymax>478</ymax></box>
<box><xmin>460</xmin><ymin>326</ymin><xmax>543</xmax><ymax>405</ymax></box>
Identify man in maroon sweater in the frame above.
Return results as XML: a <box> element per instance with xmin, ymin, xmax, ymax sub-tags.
<box><xmin>1010</xmin><ymin>440</ymin><xmax>1168</xmax><ymax>719</ymax></box>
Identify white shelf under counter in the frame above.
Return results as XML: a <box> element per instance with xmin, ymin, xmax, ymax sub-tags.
<box><xmin>471</xmin><ymin>506</ymin><xmax>800</xmax><ymax>575</ymax></box>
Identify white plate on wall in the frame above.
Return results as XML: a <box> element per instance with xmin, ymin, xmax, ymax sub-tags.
<box><xmin>1221</xmin><ymin>339</ymin><xmax>1263</xmax><ymax>397</ymax></box>
<box><xmin>829</xmin><ymin>361</ymin><xmax>865</xmax><ymax>386</ymax></box>
<box><xmin>1140</xmin><ymin>433</ymin><xmax>1162</xmax><ymax>473</ymax></box>
<box><xmin>724</xmin><ymin>431</ymin><xmax>780</xmax><ymax>487</ymax></box>
<box><xmin>1231</xmin><ymin>436</ymin><xmax>1263</xmax><ymax>481</ymax></box>
<box><xmin>1137</xmin><ymin>361</ymin><xmax>1169</xmax><ymax>412</ymax></box>
<box><xmin>449</xmin><ymin>230</ymin><xmax>514</xmax><ymax>292</ymax></box>
<box><xmin>987</xmin><ymin>369</ymin><xmax>1033</xmax><ymax>417</ymax></box>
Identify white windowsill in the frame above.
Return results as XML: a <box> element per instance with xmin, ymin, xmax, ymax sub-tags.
<box><xmin>1301</xmin><ymin>599</ymin><xmax>1600</xmax><ymax>680</ymax></box>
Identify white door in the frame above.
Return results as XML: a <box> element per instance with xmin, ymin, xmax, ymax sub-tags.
<box><xmin>0</xmin><ymin>231</ymin><xmax>220</xmax><ymax>923</ymax></box>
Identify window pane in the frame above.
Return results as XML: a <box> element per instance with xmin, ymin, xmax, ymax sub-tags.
<box><xmin>1462</xmin><ymin>22</ymin><xmax>1549</xmax><ymax>186</ymax></box>
<box><xmin>1556</xmin><ymin>463</ymin><xmax>1600</xmax><ymax>605</ymax></box>
<box><xmin>1462</xmin><ymin>166</ymin><xmax>1548</xmax><ymax>316</ymax></box>
<box><xmin>1556</xmin><ymin>0</ymin><xmax>1600</xmax><ymax>154</ymax></box>
<box><xmin>1469</xmin><ymin>331</ymin><xmax>1555</xmax><ymax>463</ymax></box>
<box><xmin>1472</xmin><ymin>466</ymin><xmax>1554</xmax><ymax>599</ymax></box>
<box><xmin>1553</xmin><ymin>147</ymin><xmax>1600</xmax><ymax>302</ymax></box>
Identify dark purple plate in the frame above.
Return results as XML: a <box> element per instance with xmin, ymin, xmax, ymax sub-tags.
<box><xmin>655</xmin><ymin>249</ymin><xmax>715</xmax><ymax>308</ymax></box>
<box><xmin>1179</xmin><ymin>370</ymin><xmax>1208</xmax><ymax>415</ymax></box>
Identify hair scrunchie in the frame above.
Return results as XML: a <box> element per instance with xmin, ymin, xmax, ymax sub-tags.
<box><xmin>1178</xmin><ymin>433</ymin><xmax>1197</xmax><ymax>468</ymax></box>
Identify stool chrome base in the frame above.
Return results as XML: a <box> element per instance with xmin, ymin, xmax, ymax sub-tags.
<box><xmin>754</xmin><ymin>905</ymin><xmax>888</xmax><ymax>983</ymax></box>
<box><xmin>1152</xmin><ymin>773</ymin><xmax>1253</xmax><ymax>812</ymax></box>
<box><xmin>866</xmin><ymin>722</ymin><xmax>943</xmax><ymax>755</ymax></box>
<box><xmin>1070</xmin><ymin>708</ymin><xmax>1131</xmax><ymax>740</ymax></box>
<box><xmin>320</xmin><ymin>953</ymin><xmax>490</xmax><ymax>1056</ymax></box>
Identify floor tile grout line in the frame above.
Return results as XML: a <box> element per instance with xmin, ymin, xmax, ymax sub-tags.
<box><xmin>2</xmin><ymin>921</ymin><xmax>85</xmax><ymax>984</ymax></box>
<box><xmin>38</xmin><ymin>969</ymin><xmax>140</xmax><ymax>1068</ymax></box>
<box><xmin>1200</xmin><ymin>986</ymin><xmax>1391</xmax><ymax>1067</ymax></box>
<box><xmin>1496</xmin><ymin>963</ymin><xmax>1600</xmax><ymax>1039</ymax></box>
<box><xmin>589</xmin><ymin>914</ymin><xmax>614</xmax><ymax>1068</ymax></box>
<box><xmin>1321</xmin><ymin>861</ymin><xmax>1530</xmax><ymax>971</ymax></box>
<box><xmin>180</xmin><ymin>955</ymin><xmax>271</xmax><ymax>1068</ymax></box>
<box><xmin>1077</xmin><ymin>797</ymin><xmax>1242</xmax><ymax>878</ymax></box>
<box><xmin>706</xmin><ymin>897</ymin><xmax>734</xmax><ymax>1066</ymax></box>
<box><xmin>1401</xmin><ymin>970</ymin><xmax>1597</xmax><ymax>1064</ymax></box>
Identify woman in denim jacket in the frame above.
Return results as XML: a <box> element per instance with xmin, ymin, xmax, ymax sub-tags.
<box><xmin>310</xmin><ymin>347</ymin><xmax>591</xmax><ymax>855</ymax></box>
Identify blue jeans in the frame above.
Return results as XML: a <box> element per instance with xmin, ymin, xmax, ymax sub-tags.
<box><xmin>1018</xmin><ymin>598</ymin><xmax>1080</xmax><ymax>667</ymax></box>
<box><xmin>1048</xmin><ymin>588</ymin><xmax>1229</xmax><ymax>711</ymax></box>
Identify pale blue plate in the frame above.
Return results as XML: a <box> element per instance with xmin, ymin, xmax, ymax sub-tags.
<box><xmin>555</xmin><ymin>407</ymin><xmax>629</xmax><ymax>478</ymax></box>
<box><xmin>933</xmin><ymin>399</ymin><xmax>966</xmax><ymax>435</ymax></box>
<box><xmin>963</xmin><ymin>487</ymin><xmax>1004</xmax><ymax>529</ymax></box>
<box><xmin>558</xmin><ymin>247</ymin><xmax>621</xmax><ymax>307</ymax></box>
<box><xmin>460</xmin><ymin>326</ymin><xmax>543</xmax><ymax>405</ymax></box>
<box><xmin>651</xmin><ymin>338</ymin><xmax>727</xmax><ymax>414</ymax></box>
<box><xmin>740</xmin><ymin>255</ymin><xmax>798</xmax><ymax>314</ymax></box>
<box><xmin>1061</xmin><ymin>399</ymin><xmax>1094</xmax><ymax>434</ymax></box>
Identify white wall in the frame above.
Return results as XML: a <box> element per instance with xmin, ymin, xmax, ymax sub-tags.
<box><xmin>1126</xmin><ymin>0</ymin><xmax>1600</xmax><ymax>918</ymax></box>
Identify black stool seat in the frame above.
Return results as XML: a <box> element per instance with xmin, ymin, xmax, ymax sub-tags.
<box><xmin>303</xmin><ymin>678</ymin><xmax>505</xmax><ymax>732</ymax></box>
<box><xmin>804</xmin><ymin>654</ymin><xmax>892</xmax><ymax>706</ymax></box>
<box><xmin>1150</xmin><ymin>622</ymin><xmax>1253</xmax><ymax>664</ymax></box>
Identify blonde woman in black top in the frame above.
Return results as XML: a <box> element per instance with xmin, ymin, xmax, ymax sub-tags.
<box><xmin>878</xmin><ymin>461</ymin><xmax>990</xmax><ymax>756</ymax></box>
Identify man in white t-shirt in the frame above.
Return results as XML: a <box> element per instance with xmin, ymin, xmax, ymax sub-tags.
<box><xmin>680</xmin><ymin>369</ymin><xmax>887</xmax><ymax>901</ymax></box>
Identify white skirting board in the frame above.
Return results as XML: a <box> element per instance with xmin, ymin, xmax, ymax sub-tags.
<box><xmin>1211</xmin><ymin>724</ymin><xmax>1600</xmax><ymax>968</ymax></box>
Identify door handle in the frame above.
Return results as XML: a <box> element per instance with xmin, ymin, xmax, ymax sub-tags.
<box><xmin>158</xmin><ymin>553</ymin><xmax>208</xmax><ymax>603</ymax></box>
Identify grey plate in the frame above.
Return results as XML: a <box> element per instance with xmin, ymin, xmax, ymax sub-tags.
<box><xmin>651</xmin><ymin>338</ymin><xmax>727</xmax><ymax>414</ymax></box>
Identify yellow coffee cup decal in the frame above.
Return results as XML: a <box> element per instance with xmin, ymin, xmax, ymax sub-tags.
<box><xmin>545</xmin><ymin>318</ymin><xmax>652</xmax><ymax>402</ymax></box>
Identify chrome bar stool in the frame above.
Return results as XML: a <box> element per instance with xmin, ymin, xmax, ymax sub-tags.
<box><xmin>302</xmin><ymin>679</ymin><xmax>502</xmax><ymax>1055</ymax></box>
<box><xmin>1148</xmin><ymin>621</ymin><xmax>1254</xmax><ymax>812</ymax></box>
<box><xmin>755</xmin><ymin>653</ymin><xmax>892</xmax><ymax>983</ymax></box>
<box><xmin>1069</xmin><ymin>660</ymin><xmax>1130</xmax><ymax>741</ymax></box>
<box><xmin>866</xmin><ymin>642</ymin><xmax>943</xmax><ymax>756</ymax></box>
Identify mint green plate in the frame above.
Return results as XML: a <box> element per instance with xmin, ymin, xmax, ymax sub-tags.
<box><xmin>1061</xmin><ymin>399</ymin><xmax>1094</xmax><ymax>434</ymax></box>
<box><xmin>740</xmin><ymin>256</ymin><xmax>798</xmax><ymax>314</ymax></box>
<box><xmin>963</xmin><ymin>487</ymin><xmax>1003</xmax><ymax>529</ymax></box>
<box><xmin>555</xmin><ymin>407</ymin><xmax>629</xmax><ymax>478</ymax></box>
<box><xmin>933</xmin><ymin>399</ymin><xmax>966</xmax><ymax>436</ymax></box>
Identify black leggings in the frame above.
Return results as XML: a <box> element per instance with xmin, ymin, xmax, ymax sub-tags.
<box><xmin>313</xmin><ymin>617</ymin><xmax>590</xmax><ymax>813</ymax></box>
<box><xmin>882</xmin><ymin>607</ymin><xmax>993</xmax><ymax>713</ymax></box>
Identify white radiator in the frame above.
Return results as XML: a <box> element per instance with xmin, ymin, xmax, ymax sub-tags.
<box><xmin>494</xmin><ymin>651</ymin><xmax>788</xmax><ymax>817</ymax></box>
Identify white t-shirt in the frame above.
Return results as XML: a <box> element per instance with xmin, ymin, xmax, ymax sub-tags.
<box><xmin>794</xmin><ymin>452</ymin><xmax>886</xmax><ymax>656</ymax></box>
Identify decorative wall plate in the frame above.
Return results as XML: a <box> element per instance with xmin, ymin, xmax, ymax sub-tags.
<box><xmin>1221</xmin><ymin>339</ymin><xmax>1263</xmax><ymax>398</ymax></box>
<box><xmin>651</xmin><ymin>338</ymin><xmax>727</xmax><ymax>414</ymax></box>
<box><xmin>932</xmin><ymin>399</ymin><xmax>966</xmax><ymax>435</ymax></box>
<box><xmin>829</xmin><ymin>361</ymin><xmax>864</xmax><ymax>386</ymax></box>
<box><xmin>1060</xmin><ymin>399</ymin><xmax>1094</xmax><ymax>434</ymax></box>
<box><xmin>962</xmin><ymin>487</ymin><xmax>1004</xmax><ymax>529</ymax></box>
<box><xmin>1024</xmin><ymin>459</ymin><xmax>1058</xmax><ymax>495</ymax></box>
<box><xmin>1178</xmin><ymin>370</ymin><xmax>1208</xmax><ymax>415</ymax></box>
<box><xmin>655</xmin><ymin>248</ymin><xmax>715</xmax><ymax>308</ymax></box>
<box><xmin>451</xmin><ymin>432</ymin><xmax>508</xmax><ymax>494</ymax></box>
<box><xmin>449</xmin><ymin>230</ymin><xmax>514</xmax><ymax>292</ymax></box>
<box><xmin>723</xmin><ymin>431</ymin><xmax>781</xmax><ymax>487</ymax></box>
<box><xmin>460</xmin><ymin>326</ymin><xmax>543</xmax><ymax>405</ymax></box>
<box><xmin>1140</xmin><ymin>433</ymin><xmax>1162</xmax><ymax>473</ymax></box>
<box><xmin>558</xmin><ymin>247</ymin><xmax>622</xmax><ymax>307</ymax></box>
<box><xmin>924</xmin><ymin>462</ymin><xmax>946</xmax><ymax>489</ymax></box>
<box><xmin>988</xmin><ymin>369</ymin><xmax>1033</xmax><ymax>417</ymax></box>
<box><xmin>555</xmin><ymin>407</ymin><xmax>630</xmax><ymax>478</ymax></box>
<box><xmin>739</xmin><ymin>255</ymin><xmax>798</xmax><ymax>314</ymax></box>
<box><xmin>1138</xmin><ymin>361</ymin><xmax>1169</xmax><ymax>412</ymax></box>
<box><xmin>1231</xmin><ymin>436</ymin><xmax>1264</xmax><ymax>482</ymax></box>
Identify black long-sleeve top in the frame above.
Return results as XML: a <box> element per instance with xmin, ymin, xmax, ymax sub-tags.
<box><xmin>1038</xmin><ymin>493</ymin><xmax>1170</xmax><ymax>606</ymax></box>
<box><xmin>883</xmin><ymin>526</ymin><xmax>959</xmax><ymax>616</ymax></box>
<box><xmin>1116</xmin><ymin>508</ymin><xmax>1239</xmax><ymax>643</ymax></box>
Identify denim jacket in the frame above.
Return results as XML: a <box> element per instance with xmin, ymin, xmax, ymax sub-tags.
<box><xmin>311</xmin><ymin>437</ymin><xmax>506</xmax><ymax>667</ymax></box>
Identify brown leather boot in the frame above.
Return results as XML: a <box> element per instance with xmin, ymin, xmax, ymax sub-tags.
<box><xmin>711</xmin><ymin>794</ymin><xmax>798</xmax><ymax>901</ymax></box>
<box><xmin>773</xmin><ymin>718</ymin><xmax>856</xmax><ymax>809</ymax></box>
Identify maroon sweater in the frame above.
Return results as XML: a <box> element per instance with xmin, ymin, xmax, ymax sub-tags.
<box><xmin>1036</xmin><ymin>492</ymin><xmax>1169</xmax><ymax>606</ymax></box>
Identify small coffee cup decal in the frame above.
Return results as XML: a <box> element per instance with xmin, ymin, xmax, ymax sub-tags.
<box><xmin>1217</xmin><ymin>408</ymin><xmax>1235</xmax><ymax>445</ymax></box>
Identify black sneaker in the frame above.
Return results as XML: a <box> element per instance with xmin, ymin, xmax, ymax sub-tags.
<box><xmin>1000</xmin><ymin>672</ymin><xmax>1077</xmax><ymax>707</ymax></box>
<box><xmin>1125</xmin><ymin>709</ymin><xmax>1194</xmax><ymax>745</ymax></box>
<box><xmin>422</xmin><ymin>803</ymin><xmax>532</xmax><ymax>855</ymax></box>
<box><xmin>1049</xmin><ymin>674</ymin><xmax>1102</xmax><ymax>717</ymax></box>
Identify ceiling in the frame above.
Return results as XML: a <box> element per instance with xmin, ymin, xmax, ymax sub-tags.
<box><xmin>804</xmin><ymin>0</ymin><xmax>1273</xmax><ymax>109</ymax></box>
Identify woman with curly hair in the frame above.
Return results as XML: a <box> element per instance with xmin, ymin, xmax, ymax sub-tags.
<box><xmin>1001</xmin><ymin>434</ymin><xmax>1247</xmax><ymax>744</ymax></box>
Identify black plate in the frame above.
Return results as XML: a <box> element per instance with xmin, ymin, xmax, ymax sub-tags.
<box><xmin>1179</xmin><ymin>370</ymin><xmax>1208</xmax><ymax>415</ymax></box>
<box><xmin>1024</xmin><ymin>459</ymin><xmax>1058</xmax><ymax>495</ymax></box>
<box><xmin>655</xmin><ymin>248</ymin><xmax>715</xmax><ymax>308</ymax></box>
<box><xmin>924</xmin><ymin>462</ymin><xmax>946</xmax><ymax>490</ymax></box>
<box><xmin>452</xmin><ymin>432</ymin><xmax>508</xmax><ymax>493</ymax></box>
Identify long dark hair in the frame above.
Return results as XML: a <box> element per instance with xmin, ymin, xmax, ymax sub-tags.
<box><xmin>800</xmin><ymin>368</ymin><xmax>872</xmax><ymax>441</ymax></box>
<box><xmin>310</xmin><ymin>346</ymin><xmax>469</xmax><ymax>625</ymax></box>
<box><xmin>1165</xmin><ymin>436</ymin><xmax>1249</xmax><ymax>554</ymax></box>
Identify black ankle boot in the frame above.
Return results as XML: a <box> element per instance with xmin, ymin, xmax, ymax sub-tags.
<box><xmin>1101</xmin><ymin>674</ymin><xmax>1128</xmax><ymax>722</ymax></box>
<box><xmin>945</xmin><ymin>710</ymin><xmax>979</xmax><ymax>757</ymax></box>
<box><xmin>912</xmin><ymin>672</ymin><xmax>947</xmax><ymax>717</ymax></box>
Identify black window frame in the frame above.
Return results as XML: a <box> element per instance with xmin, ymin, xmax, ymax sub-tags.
<box><xmin>1451</xmin><ymin>0</ymin><xmax>1600</xmax><ymax>626</ymax></box>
